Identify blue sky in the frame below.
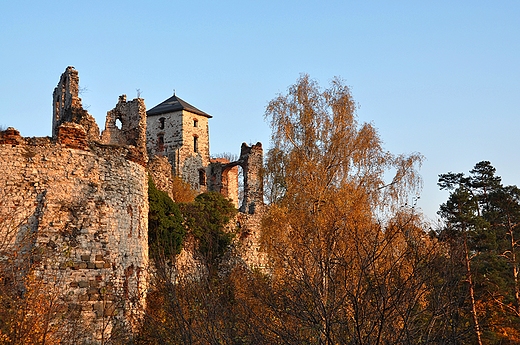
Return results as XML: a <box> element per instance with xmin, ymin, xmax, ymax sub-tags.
<box><xmin>1</xmin><ymin>1</ymin><xmax>519</xmax><ymax>221</ymax></box>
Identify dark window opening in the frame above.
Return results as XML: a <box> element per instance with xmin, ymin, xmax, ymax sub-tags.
<box><xmin>193</xmin><ymin>136</ymin><xmax>198</xmax><ymax>153</ymax></box>
<box><xmin>193</xmin><ymin>119</ymin><xmax>198</xmax><ymax>127</ymax></box>
<box><xmin>199</xmin><ymin>169</ymin><xmax>206</xmax><ymax>186</ymax></box>
<box><xmin>159</xmin><ymin>117</ymin><xmax>165</xmax><ymax>130</ymax></box>
<box><xmin>157</xmin><ymin>134</ymin><xmax>165</xmax><ymax>152</ymax></box>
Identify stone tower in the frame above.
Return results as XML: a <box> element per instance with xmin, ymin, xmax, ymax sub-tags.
<box><xmin>146</xmin><ymin>94</ymin><xmax>211</xmax><ymax>191</ymax></box>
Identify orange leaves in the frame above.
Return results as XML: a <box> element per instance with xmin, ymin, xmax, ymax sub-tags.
<box><xmin>264</xmin><ymin>74</ymin><xmax>422</xmax><ymax>216</ymax></box>
<box><xmin>171</xmin><ymin>176</ymin><xmax>196</xmax><ymax>203</ymax></box>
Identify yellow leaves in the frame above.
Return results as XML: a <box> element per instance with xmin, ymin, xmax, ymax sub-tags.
<box><xmin>256</xmin><ymin>75</ymin><xmax>434</xmax><ymax>343</ymax></box>
<box><xmin>264</xmin><ymin>75</ymin><xmax>423</xmax><ymax>219</ymax></box>
<box><xmin>0</xmin><ymin>331</ymin><xmax>11</xmax><ymax>344</ymax></box>
<box><xmin>171</xmin><ymin>176</ymin><xmax>196</xmax><ymax>203</ymax></box>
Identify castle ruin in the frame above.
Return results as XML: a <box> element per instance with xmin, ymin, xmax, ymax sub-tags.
<box><xmin>0</xmin><ymin>67</ymin><xmax>265</xmax><ymax>343</ymax></box>
<box><xmin>145</xmin><ymin>90</ymin><xmax>264</xmax><ymax>214</ymax></box>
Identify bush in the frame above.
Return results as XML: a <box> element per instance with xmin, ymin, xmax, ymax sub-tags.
<box><xmin>148</xmin><ymin>177</ymin><xmax>185</xmax><ymax>260</ymax></box>
<box><xmin>180</xmin><ymin>192</ymin><xmax>237</xmax><ymax>272</ymax></box>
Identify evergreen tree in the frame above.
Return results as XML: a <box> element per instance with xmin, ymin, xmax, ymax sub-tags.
<box><xmin>438</xmin><ymin>161</ymin><xmax>520</xmax><ymax>343</ymax></box>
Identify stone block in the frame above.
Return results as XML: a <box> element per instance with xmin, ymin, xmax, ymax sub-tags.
<box><xmin>78</xmin><ymin>280</ymin><xmax>89</xmax><ymax>288</ymax></box>
<box><xmin>73</xmin><ymin>262</ymin><xmax>87</xmax><ymax>270</ymax></box>
<box><xmin>93</xmin><ymin>302</ymin><xmax>103</xmax><ymax>312</ymax></box>
<box><xmin>68</xmin><ymin>304</ymin><xmax>82</xmax><ymax>312</ymax></box>
<box><xmin>87</xmin><ymin>287</ymin><xmax>100</xmax><ymax>295</ymax></box>
<box><xmin>0</xmin><ymin>127</ymin><xmax>23</xmax><ymax>145</ymax></box>
<box><xmin>105</xmin><ymin>303</ymin><xmax>117</xmax><ymax>316</ymax></box>
<box><xmin>55</xmin><ymin>303</ymin><xmax>68</xmax><ymax>313</ymax></box>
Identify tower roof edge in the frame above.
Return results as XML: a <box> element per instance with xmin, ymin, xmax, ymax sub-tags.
<box><xmin>146</xmin><ymin>94</ymin><xmax>212</xmax><ymax>118</ymax></box>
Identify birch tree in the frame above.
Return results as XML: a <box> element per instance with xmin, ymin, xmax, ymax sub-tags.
<box><xmin>256</xmin><ymin>75</ymin><xmax>429</xmax><ymax>344</ymax></box>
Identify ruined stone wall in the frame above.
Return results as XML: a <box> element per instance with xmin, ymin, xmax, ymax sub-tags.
<box><xmin>235</xmin><ymin>207</ymin><xmax>268</xmax><ymax>270</ymax></box>
<box><xmin>52</xmin><ymin>66</ymin><xmax>100</xmax><ymax>141</ymax></box>
<box><xmin>0</xmin><ymin>67</ymin><xmax>150</xmax><ymax>343</ymax></box>
<box><xmin>239</xmin><ymin>142</ymin><xmax>263</xmax><ymax>214</ymax></box>
<box><xmin>204</xmin><ymin>143</ymin><xmax>267</xmax><ymax>271</ymax></box>
<box><xmin>225</xmin><ymin>164</ymin><xmax>239</xmax><ymax>208</ymax></box>
<box><xmin>148</xmin><ymin>155</ymin><xmax>176</xmax><ymax>201</ymax></box>
<box><xmin>100</xmin><ymin>95</ymin><xmax>148</xmax><ymax>164</ymax></box>
<box><xmin>0</xmin><ymin>127</ymin><xmax>148</xmax><ymax>343</ymax></box>
<box><xmin>208</xmin><ymin>158</ymin><xmax>239</xmax><ymax>208</ymax></box>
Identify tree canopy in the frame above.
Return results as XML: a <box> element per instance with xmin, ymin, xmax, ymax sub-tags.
<box><xmin>253</xmin><ymin>75</ymin><xmax>431</xmax><ymax>344</ymax></box>
<box><xmin>437</xmin><ymin>161</ymin><xmax>520</xmax><ymax>343</ymax></box>
<box><xmin>264</xmin><ymin>74</ymin><xmax>422</xmax><ymax>210</ymax></box>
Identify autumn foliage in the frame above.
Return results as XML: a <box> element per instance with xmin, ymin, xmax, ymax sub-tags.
<box><xmin>2</xmin><ymin>76</ymin><xmax>520</xmax><ymax>344</ymax></box>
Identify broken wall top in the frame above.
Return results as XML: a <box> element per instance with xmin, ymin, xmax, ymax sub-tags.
<box><xmin>47</xmin><ymin>67</ymin><xmax>148</xmax><ymax>165</ymax></box>
<box><xmin>52</xmin><ymin>66</ymin><xmax>100</xmax><ymax>141</ymax></box>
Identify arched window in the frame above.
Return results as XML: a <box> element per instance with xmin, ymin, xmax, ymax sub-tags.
<box><xmin>159</xmin><ymin>117</ymin><xmax>165</xmax><ymax>130</ymax></box>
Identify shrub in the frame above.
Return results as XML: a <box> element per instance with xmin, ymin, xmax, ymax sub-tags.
<box><xmin>148</xmin><ymin>177</ymin><xmax>185</xmax><ymax>260</ymax></box>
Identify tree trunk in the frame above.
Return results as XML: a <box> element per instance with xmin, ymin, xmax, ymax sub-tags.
<box><xmin>507</xmin><ymin>216</ymin><xmax>520</xmax><ymax>316</ymax></box>
<box><xmin>463</xmin><ymin>232</ymin><xmax>483</xmax><ymax>345</ymax></box>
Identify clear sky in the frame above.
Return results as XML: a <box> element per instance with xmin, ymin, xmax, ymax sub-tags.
<box><xmin>1</xmin><ymin>1</ymin><xmax>519</xmax><ymax>222</ymax></box>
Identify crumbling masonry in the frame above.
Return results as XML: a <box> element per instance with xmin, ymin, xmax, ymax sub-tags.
<box><xmin>0</xmin><ymin>67</ymin><xmax>266</xmax><ymax>342</ymax></box>
<box><xmin>1</xmin><ymin>67</ymin><xmax>149</xmax><ymax>343</ymax></box>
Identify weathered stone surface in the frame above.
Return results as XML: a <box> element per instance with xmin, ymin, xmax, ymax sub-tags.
<box><xmin>0</xmin><ymin>137</ymin><xmax>149</xmax><ymax>340</ymax></box>
<box><xmin>148</xmin><ymin>155</ymin><xmax>176</xmax><ymax>200</ymax></box>
<box><xmin>52</xmin><ymin>66</ymin><xmax>100</xmax><ymax>141</ymax></box>
<box><xmin>1</xmin><ymin>66</ymin><xmax>270</xmax><ymax>344</ymax></box>
<box><xmin>0</xmin><ymin>67</ymin><xmax>150</xmax><ymax>344</ymax></box>
<box><xmin>0</xmin><ymin>127</ymin><xmax>24</xmax><ymax>145</ymax></box>
<box><xmin>146</xmin><ymin>106</ymin><xmax>210</xmax><ymax>191</ymax></box>
<box><xmin>58</xmin><ymin>122</ymin><xmax>88</xmax><ymax>150</ymax></box>
<box><xmin>235</xmin><ymin>206</ymin><xmax>268</xmax><ymax>270</ymax></box>
<box><xmin>239</xmin><ymin>142</ymin><xmax>263</xmax><ymax>214</ymax></box>
<box><xmin>207</xmin><ymin>158</ymin><xmax>239</xmax><ymax>208</ymax></box>
<box><xmin>100</xmin><ymin>95</ymin><xmax>148</xmax><ymax>166</ymax></box>
<box><xmin>78</xmin><ymin>281</ymin><xmax>89</xmax><ymax>288</ymax></box>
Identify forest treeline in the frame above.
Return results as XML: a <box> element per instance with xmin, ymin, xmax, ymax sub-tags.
<box><xmin>1</xmin><ymin>76</ymin><xmax>519</xmax><ymax>344</ymax></box>
<box><xmin>138</xmin><ymin>76</ymin><xmax>520</xmax><ymax>344</ymax></box>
